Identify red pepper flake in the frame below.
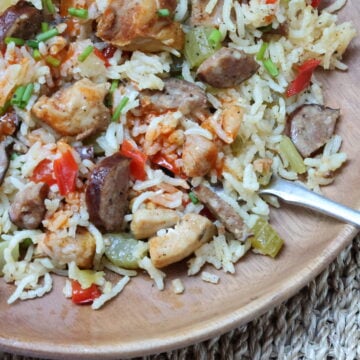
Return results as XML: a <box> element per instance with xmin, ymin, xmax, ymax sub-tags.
<box><xmin>93</xmin><ymin>47</ymin><xmax>110</xmax><ymax>67</ymax></box>
<box><xmin>102</xmin><ymin>45</ymin><xmax>117</xmax><ymax>60</ymax></box>
<box><xmin>310</xmin><ymin>0</ymin><xmax>321</xmax><ymax>7</ymax></box>
<box><xmin>285</xmin><ymin>58</ymin><xmax>321</xmax><ymax>98</ymax></box>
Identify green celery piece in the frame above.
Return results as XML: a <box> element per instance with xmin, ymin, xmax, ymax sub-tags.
<box><xmin>184</xmin><ymin>27</ymin><xmax>221</xmax><ymax>68</ymax></box>
<box><xmin>250</xmin><ymin>218</ymin><xmax>284</xmax><ymax>258</ymax></box>
<box><xmin>279</xmin><ymin>135</ymin><xmax>306</xmax><ymax>174</ymax></box>
<box><xmin>104</xmin><ymin>233</ymin><xmax>148</xmax><ymax>269</ymax></box>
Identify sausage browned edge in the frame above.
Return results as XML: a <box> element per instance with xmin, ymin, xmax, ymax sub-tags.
<box><xmin>85</xmin><ymin>153</ymin><xmax>130</xmax><ymax>233</ymax></box>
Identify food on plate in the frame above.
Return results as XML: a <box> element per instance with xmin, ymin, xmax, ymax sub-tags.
<box><xmin>0</xmin><ymin>0</ymin><xmax>356</xmax><ymax>309</ymax></box>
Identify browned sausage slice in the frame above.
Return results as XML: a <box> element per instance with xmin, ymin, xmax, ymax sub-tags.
<box><xmin>0</xmin><ymin>141</ymin><xmax>9</xmax><ymax>186</ymax></box>
<box><xmin>196</xmin><ymin>47</ymin><xmax>259</xmax><ymax>88</ymax></box>
<box><xmin>193</xmin><ymin>184</ymin><xmax>247</xmax><ymax>241</ymax></box>
<box><xmin>287</xmin><ymin>104</ymin><xmax>340</xmax><ymax>158</ymax></box>
<box><xmin>140</xmin><ymin>78</ymin><xmax>210</xmax><ymax>120</ymax></box>
<box><xmin>0</xmin><ymin>1</ymin><xmax>43</xmax><ymax>45</ymax></box>
<box><xmin>86</xmin><ymin>153</ymin><xmax>130</xmax><ymax>232</ymax></box>
<box><xmin>9</xmin><ymin>182</ymin><xmax>49</xmax><ymax>229</ymax></box>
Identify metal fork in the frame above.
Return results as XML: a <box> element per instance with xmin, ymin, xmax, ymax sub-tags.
<box><xmin>258</xmin><ymin>176</ymin><xmax>360</xmax><ymax>227</ymax></box>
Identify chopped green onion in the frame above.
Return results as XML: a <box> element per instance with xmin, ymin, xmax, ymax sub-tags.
<box><xmin>110</xmin><ymin>80</ymin><xmax>119</xmax><ymax>94</ymax></box>
<box><xmin>5</xmin><ymin>37</ymin><xmax>25</xmax><ymax>46</ymax></box>
<box><xmin>78</xmin><ymin>45</ymin><xmax>94</xmax><ymax>62</ymax></box>
<box><xmin>41</xmin><ymin>22</ymin><xmax>49</xmax><ymax>32</ymax></box>
<box><xmin>112</xmin><ymin>96</ymin><xmax>129</xmax><ymax>121</ymax></box>
<box><xmin>0</xmin><ymin>101</ymin><xmax>10</xmax><ymax>116</ymax></box>
<box><xmin>263</xmin><ymin>58</ymin><xmax>279</xmax><ymax>77</ymax></box>
<box><xmin>157</xmin><ymin>8</ymin><xmax>170</xmax><ymax>17</ymax></box>
<box><xmin>256</xmin><ymin>42</ymin><xmax>269</xmax><ymax>61</ymax></box>
<box><xmin>207</xmin><ymin>29</ymin><xmax>222</xmax><ymax>49</ymax></box>
<box><xmin>250</xmin><ymin>217</ymin><xmax>284</xmax><ymax>258</ymax></box>
<box><xmin>20</xmin><ymin>83</ymin><xmax>34</xmax><ymax>109</ymax></box>
<box><xmin>68</xmin><ymin>7</ymin><xmax>89</xmax><ymax>19</ymax></box>
<box><xmin>43</xmin><ymin>0</ymin><xmax>56</xmax><ymax>14</ymax></box>
<box><xmin>45</xmin><ymin>55</ymin><xmax>61</xmax><ymax>67</ymax></box>
<box><xmin>26</xmin><ymin>40</ymin><xmax>39</xmax><ymax>49</ymax></box>
<box><xmin>36</xmin><ymin>28</ymin><xmax>59</xmax><ymax>42</ymax></box>
<box><xmin>279</xmin><ymin>135</ymin><xmax>306</xmax><ymax>174</ymax></box>
<box><xmin>33</xmin><ymin>49</ymin><xmax>41</xmax><ymax>60</ymax></box>
<box><xmin>10</xmin><ymin>86</ymin><xmax>26</xmax><ymax>106</ymax></box>
<box><xmin>189</xmin><ymin>192</ymin><xmax>199</xmax><ymax>204</ymax></box>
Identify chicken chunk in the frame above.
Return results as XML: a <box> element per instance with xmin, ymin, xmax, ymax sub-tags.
<box><xmin>32</xmin><ymin>79</ymin><xmax>110</xmax><ymax>140</ymax></box>
<box><xmin>96</xmin><ymin>0</ymin><xmax>184</xmax><ymax>52</ymax></box>
<box><xmin>182</xmin><ymin>134</ymin><xmax>218</xmax><ymax>177</ymax></box>
<box><xmin>39</xmin><ymin>228</ymin><xmax>96</xmax><ymax>269</ymax></box>
<box><xmin>190</xmin><ymin>0</ymin><xmax>224</xmax><ymax>27</ymax></box>
<box><xmin>9</xmin><ymin>182</ymin><xmax>49</xmax><ymax>229</ymax></box>
<box><xmin>130</xmin><ymin>208</ymin><xmax>179</xmax><ymax>239</ymax></box>
<box><xmin>149</xmin><ymin>213</ymin><xmax>216</xmax><ymax>268</ymax></box>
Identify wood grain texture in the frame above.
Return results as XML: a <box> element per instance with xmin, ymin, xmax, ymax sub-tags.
<box><xmin>1</xmin><ymin>3</ymin><xmax>360</xmax><ymax>359</ymax></box>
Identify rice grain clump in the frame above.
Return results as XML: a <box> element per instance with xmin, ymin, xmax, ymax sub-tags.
<box><xmin>0</xmin><ymin>0</ymin><xmax>356</xmax><ymax>308</ymax></box>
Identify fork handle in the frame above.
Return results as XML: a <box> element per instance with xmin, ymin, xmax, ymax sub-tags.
<box><xmin>260</xmin><ymin>177</ymin><xmax>360</xmax><ymax>228</ymax></box>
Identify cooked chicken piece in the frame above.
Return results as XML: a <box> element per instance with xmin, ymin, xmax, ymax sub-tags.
<box><xmin>140</xmin><ymin>78</ymin><xmax>210</xmax><ymax>121</ymax></box>
<box><xmin>196</xmin><ymin>47</ymin><xmax>259</xmax><ymax>88</ymax></box>
<box><xmin>0</xmin><ymin>1</ymin><xmax>43</xmax><ymax>45</ymax></box>
<box><xmin>32</xmin><ymin>79</ymin><xmax>110</xmax><ymax>140</ymax></box>
<box><xmin>149</xmin><ymin>213</ymin><xmax>215</xmax><ymax>268</ymax></box>
<box><xmin>182</xmin><ymin>134</ymin><xmax>218</xmax><ymax>177</ymax></box>
<box><xmin>9</xmin><ymin>182</ymin><xmax>49</xmax><ymax>229</ymax></box>
<box><xmin>286</xmin><ymin>104</ymin><xmax>340</xmax><ymax>158</ymax></box>
<box><xmin>39</xmin><ymin>228</ymin><xmax>96</xmax><ymax>269</ymax></box>
<box><xmin>190</xmin><ymin>0</ymin><xmax>224</xmax><ymax>27</ymax></box>
<box><xmin>96</xmin><ymin>0</ymin><xmax>184</xmax><ymax>52</ymax></box>
<box><xmin>218</xmin><ymin>104</ymin><xmax>243</xmax><ymax>144</ymax></box>
<box><xmin>130</xmin><ymin>208</ymin><xmax>179</xmax><ymax>239</ymax></box>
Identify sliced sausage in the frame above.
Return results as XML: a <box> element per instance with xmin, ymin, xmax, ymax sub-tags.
<box><xmin>140</xmin><ymin>78</ymin><xmax>210</xmax><ymax>120</ymax></box>
<box><xmin>287</xmin><ymin>104</ymin><xmax>340</xmax><ymax>158</ymax></box>
<box><xmin>149</xmin><ymin>213</ymin><xmax>215</xmax><ymax>268</ymax></box>
<box><xmin>182</xmin><ymin>134</ymin><xmax>217</xmax><ymax>177</ymax></box>
<box><xmin>96</xmin><ymin>0</ymin><xmax>184</xmax><ymax>52</ymax></box>
<box><xmin>0</xmin><ymin>141</ymin><xmax>9</xmax><ymax>186</ymax></box>
<box><xmin>0</xmin><ymin>111</ymin><xmax>19</xmax><ymax>140</ymax></box>
<box><xmin>32</xmin><ymin>79</ymin><xmax>110</xmax><ymax>140</ymax></box>
<box><xmin>86</xmin><ymin>153</ymin><xmax>130</xmax><ymax>232</ymax></box>
<box><xmin>196</xmin><ymin>47</ymin><xmax>259</xmax><ymax>88</ymax></box>
<box><xmin>39</xmin><ymin>228</ymin><xmax>96</xmax><ymax>269</ymax></box>
<box><xmin>9</xmin><ymin>182</ymin><xmax>49</xmax><ymax>229</ymax></box>
<box><xmin>193</xmin><ymin>184</ymin><xmax>247</xmax><ymax>241</ymax></box>
<box><xmin>0</xmin><ymin>1</ymin><xmax>43</xmax><ymax>45</ymax></box>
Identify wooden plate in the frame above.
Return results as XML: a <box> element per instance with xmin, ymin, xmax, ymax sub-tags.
<box><xmin>1</xmin><ymin>3</ymin><xmax>359</xmax><ymax>359</ymax></box>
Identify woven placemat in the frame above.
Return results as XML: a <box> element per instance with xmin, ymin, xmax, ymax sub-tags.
<box><xmin>2</xmin><ymin>233</ymin><xmax>360</xmax><ymax>360</ymax></box>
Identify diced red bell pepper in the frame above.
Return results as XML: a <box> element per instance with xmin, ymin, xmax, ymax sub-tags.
<box><xmin>285</xmin><ymin>58</ymin><xmax>321</xmax><ymax>97</ymax></box>
<box><xmin>30</xmin><ymin>159</ymin><xmax>57</xmax><ymax>186</ymax></box>
<box><xmin>93</xmin><ymin>47</ymin><xmax>110</xmax><ymax>67</ymax></box>
<box><xmin>151</xmin><ymin>153</ymin><xmax>180</xmax><ymax>176</ymax></box>
<box><xmin>265</xmin><ymin>0</ymin><xmax>277</xmax><ymax>4</ymax></box>
<box><xmin>120</xmin><ymin>140</ymin><xmax>147</xmax><ymax>181</ymax></box>
<box><xmin>311</xmin><ymin>0</ymin><xmax>321</xmax><ymax>7</ymax></box>
<box><xmin>53</xmin><ymin>148</ymin><xmax>78</xmax><ymax>195</ymax></box>
<box><xmin>102</xmin><ymin>45</ymin><xmax>117</xmax><ymax>60</ymax></box>
<box><xmin>71</xmin><ymin>280</ymin><xmax>101</xmax><ymax>304</ymax></box>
